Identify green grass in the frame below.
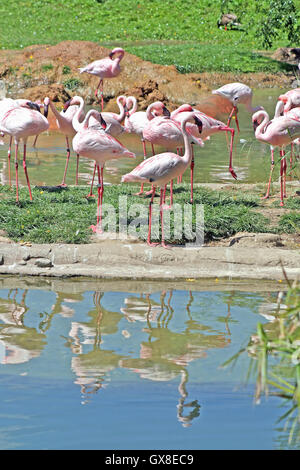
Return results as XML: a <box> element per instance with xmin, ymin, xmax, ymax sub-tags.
<box><xmin>126</xmin><ymin>44</ymin><xmax>294</xmax><ymax>74</ymax></box>
<box><xmin>0</xmin><ymin>0</ymin><xmax>298</xmax><ymax>74</ymax></box>
<box><xmin>0</xmin><ymin>184</ymin><xmax>273</xmax><ymax>245</ymax></box>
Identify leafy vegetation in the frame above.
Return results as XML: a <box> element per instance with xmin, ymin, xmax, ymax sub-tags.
<box><xmin>224</xmin><ymin>279</ymin><xmax>300</xmax><ymax>447</ymax></box>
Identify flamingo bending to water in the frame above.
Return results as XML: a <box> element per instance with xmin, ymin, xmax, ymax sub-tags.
<box><xmin>79</xmin><ymin>48</ymin><xmax>125</xmax><ymax>110</ymax></box>
<box><xmin>122</xmin><ymin>112</ymin><xmax>203</xmax><ymax>248</ymax></box>
<box><xmin>72</xmin><ymin>109</ymin><xmax>135</xmax><ymax>233</ymax></box>
<box><xmin>0</xmin><ymin>98</ymin><xmax>49</xmax><ymax>201</ymax></box>
<box><xmin>212</xmin><ymin>83</ymin><xmax>263</xmax><ymax>131</ymax></box>
<box><xmin>171</xmin><ymin>104</ymin><xmax>236</xmax><ymax>181</ymax></box>
<box><xmin>252</xmin><ymin>109</ymin><xmax>300</xmax><ymax>206</ymax></box>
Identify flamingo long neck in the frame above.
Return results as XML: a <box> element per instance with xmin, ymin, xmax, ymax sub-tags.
<box><xmin>146</xmin><ymin>103</ymin><xmax>161</xmax><ymax>121</ymax></box>
<box><xmin>181</xmin><ymin>118</ymin><xmax>194</xmax><ymax>166</ymax></box>
<box><xmin>48</xmin><ymin>99</ymin><xmax>61</xmax><ymax>120</ymax></box>
<box><xmin>274</xmin><ymin>100</ymin><xmax>284</xmax><ymax>118</ymax></box>
<box><xmin>72</xmin><ymin>97</ymin><xmax>85</xmax><ymax>132</ymax></box>
<box><xmin>114</xmin><ymin>50</ymin><xmax>124</xmax><ymax>64</ymax></box>
<box><xmin>116</xmin><ymin>95</ymin><xmax>126</xmax><ymax>122</ymax></box>
<box><xmin>254</xmin><ymin>110</ymin><xmax>270</xmax><ymax>140</ymax></box>
<box><xmin>126</xmin><ymin>96</ymin><xmax>138</xmax><ymax>116</ymax></box>
<box><xmin>82</xmin><ymin>110</ymin><xmax>101</xmax><ymax>130</ymax></box>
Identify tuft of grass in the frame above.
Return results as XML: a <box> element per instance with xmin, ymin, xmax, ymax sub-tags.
<box><xmin>63</xmin><ymin>77</ymin><xmax>83</xmax><ymax>91</ymax></box>
<box><xmin>41</xmin><ymin>63</ymin><xmax>54</xmax><ymax>72</ymax></box>
<box><xmin>278</xmin><ymin>212</ymin><xmax>300</xmax><ymax>234</ymax></box>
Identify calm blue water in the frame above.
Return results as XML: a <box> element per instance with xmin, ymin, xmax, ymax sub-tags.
<box><xmin>0</xmin><ymin>279</ymin><xmax>296</xmax><ymax>450</ymax></box>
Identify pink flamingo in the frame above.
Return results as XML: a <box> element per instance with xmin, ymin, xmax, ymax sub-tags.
<box><xmin>143</xmin><ymin>107</ymin><xmax>204</xmax><ymax>203</ymax></box>
<box><xmin>79</xmin><ymin>47</ymin><xmax>125</xmax><ymax>110</ymax></box>
<box><xmin>252</xmin><ymin>109</ymin><xmax>300</xmax><ymax>206</ymax></box>
<box><xmin>0</xmin><ymin>98</ymin><xmax>49</xmax><ymax>202</ymax></box>
<box><xmin>122</xmin><ymin>112</ymin><xmax>203</xmax><ymax>248</ymax></box>
<box><xmin>171</xmin><ymin>104</ymin><xmax>236</xmax><ymax>183</ymax></box>
<box><xmin>47</xmin><ymin>97</ymin><xmax>85</xmax><ymax>186</ymax></box>
<box><xmin>276</xmin><ymin>88</ymin><xmax>300</xmax><ymax>114</ymax></box>
<box><xmin>0</xmin><ymin>98</ymin><xmax>42</xmax><ymax>187</ymax></box>
<box><xmin>67</xmin><ymin>94</ymin><xmax>128</xmax><ymax>196</ymax></box>
<box><xmin>123</xmin><ymin>96</ymin><xmax>161</xmax><ymax>158</ymax></box>
<box><xmin>72</xmin><ymin>109</ymin><xmax>135</xmax><ymax>233</ymax></box>
<box><xmin>212</xmin><ymin>82</ymin><xmax>263</xmax><ymax>132</ymax></box>
<box><xmin>263</xmin><ymin>96</ymin><xmax>300</xmax><ymax>199</ymax></box>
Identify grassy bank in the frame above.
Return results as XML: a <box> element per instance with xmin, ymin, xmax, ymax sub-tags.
<box><xmin>0</xmin><ymin>1</ymin><xmax>299</xmax><ymax>74</ymax></box>
<box><xmin>0</xmin><ymin>183</ymin><xmax>298</xmax><ymax>245</ymax></box>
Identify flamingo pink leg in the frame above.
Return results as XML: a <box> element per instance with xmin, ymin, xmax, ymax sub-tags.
<box><xmin>60</xmin><ymin>137</ymin><xmax>71</xmax><ymax>186</ymax></box>
<box><xmin>262</xmin><ymin>148</ymin><xmax>275</xmax><ymax>199</ymax></box>
<box><xmin>190</xmin><ymin>146</ymin><xmax>195</xmax><ymax>204</ymax></box>
<box><xmin>290</xmin><ymin>143</ymin><xmax>294</xmax><ymax>170</ymax></box>
<box><xmin>147</xmin><ymin>187</ymin><xmax>159</xmax><ymax>247</ymax></box>
<box><xmin>87</xmin><ymin>163</ymin><xmax>97</xmax><ymax>198</ymax></box>
<box><xmin>22</xmin><ymin>143</ymin><xmax>32</xmax><ymax>201</ymax></box>
<box><xmin>8</xmin><ymin>136</ymin><xmax>12</xmax><ymax>187</ymax></box>
<box><xmin>91</xmin><ymin>165</ymin><xmax>104</xmax><ymax>233</ymax></box>
<box><xmin>75</xmin><ymin>154</ymin><xmax>80</xmax><ymax>185</ymax></box>
<box><xmin>282</xmin><ymin>151</ymin><xmax>287</xmax><ymax>198</ymax></box>
<box><xmin>14</xmin><ymin>142</ymin><xmax>19</xmax><ymax>202</ymax></box>
<box><xmin>160</xmin><ymin>187</ymin><xmax>169</xmax><ymax>249</ymax></box>
<box><xmin>280</xmin><ymin>150</ymin><xmax>286</xmax><ymax>206</ymax></box>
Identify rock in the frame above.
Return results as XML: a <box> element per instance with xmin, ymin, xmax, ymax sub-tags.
<box><xmin>34</xmin><ymin>258</ymin><xmax>53</xmax><ymax>268</ymax></box>
<box><xmin>0</xmin><ymin>254</ymin><xmax>3</xmax><ymax>265</ymax></box>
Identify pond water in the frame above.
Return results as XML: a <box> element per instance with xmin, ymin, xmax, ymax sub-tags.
<box><xmin>1</xmin><ymin>88</ymin><xmax>299</xmax><ymax>189</ymax></box>
<box><xmin>0</xmin><ymin>276</ymin><xmax>297</xmax><ymax>450</ymax></box>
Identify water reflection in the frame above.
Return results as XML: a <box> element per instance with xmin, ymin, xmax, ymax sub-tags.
<box><xmin>0</xmin><ymin>279</ymin><xmax>293</xmax><ymax>443</ymax></box>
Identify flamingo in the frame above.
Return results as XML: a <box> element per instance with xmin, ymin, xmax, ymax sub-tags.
<box><xmin>252</xmin><ymin>109</ymin><xmax>300</xmax><ymax>206</ymax></box>
<box><xmin>79</xmin><ymin>47</ymin><xmax>125</xmax><ymax>110</ymax></box>
<box><xmin>72</xmin><ymin>109</ymin><xmax>135</xmax><ymax>233</ymax></box>
<box><xmin>276</xmin><ymin>88</ymin><xmax>300</xmax><ymax>114</ymax></box>
<box><xmin>123</xmin><ymin>96</ymin><xmax>160</xmax><ymax>158</ymax></box>
<box><xmin>122</xmin><ymin>111</ymin><xmax>203</xmax><ymax>248</ymax></box>
<box><xmin>46</xmin><ymin>97</ymin><xmax>85</xmax><ymax>186</ymax></box>
<box><xmin>0</xmin><ymin>98</ymin><xmax>49</xmax><ymax>202</ymax></box>
<box><xmin>0</xmin><ymin>98</ymin><xmax>42</xmax><ymax>187</ymax></box>
<box><xmin>171</xmin><ymin>104</ymin><xmax>236</xmax><ymax>184</ymax></box>
<box><xmin>65</xmin><ymin>94</ymin><xmax>127</xmax><ymax>196</ymax></box>
<box><xmin>212</xmin><ymin>82</ymin><xmax>263</xmax><ymax>132</ymax></box>
<box><xmin>263</xmin><ymin>97</ymin><xmax>300</xmax><ymax>199</ymax></box>
<box><xmin>143</xmin><ymin>107</ymin><xmax>204</xmax><ymax>203</ymax></box>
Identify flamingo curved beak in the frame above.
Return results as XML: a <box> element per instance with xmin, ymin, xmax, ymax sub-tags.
<box><xmin>162</xmin><ymin>106</ymin><xmax>170</xmax><ymax>117</ymax></box>
<box><xmin>28</xmin><ymin>102</ymin><xmax>41</xmax><ymax>112</ymax></box>
<box><xmin>63</xmin><ymin>100</ymin><xmax>71</xmax><ymax>113</ymax></box>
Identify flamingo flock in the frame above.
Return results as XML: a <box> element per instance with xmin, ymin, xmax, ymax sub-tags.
<box><xmin>0</xmin><ymin>47</ymin><xmax>299</xmax><ymax>247</ymax></box>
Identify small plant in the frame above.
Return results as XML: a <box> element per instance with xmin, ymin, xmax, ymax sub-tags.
<box><xmin>62</xmin><ymin>65</ymin><xmax>71</xmax><ymax>75</ymax></box>
<box><xmin>63</xmin><ymin>77</ymin><xmax>83</xmax><ymax>91</ymax></box>
<box><xmin>41</xmin><ymin>63</ymin><xmax>54</xmax><ymax>71</ymax></box>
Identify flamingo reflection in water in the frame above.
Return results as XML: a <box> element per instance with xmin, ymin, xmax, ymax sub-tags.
<box><xmin>67</xmin><ymin>292</ymin><xmax>124</xmax><ymax>404</ymax></box>
<box><xmin>120</xmin><ymin>290</ymin><xmax>230</xmax><ymax>427</ymax></box>
<box><xmin>0</xmin><ymin>289</ymin><xmax>46</xmax><ymax>365</ymax></box>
